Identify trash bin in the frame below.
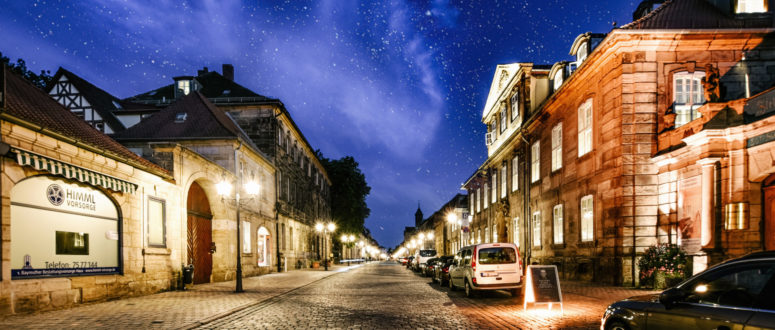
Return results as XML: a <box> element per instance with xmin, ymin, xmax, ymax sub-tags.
<box><xmin>183</xmin><ymin>264</ymin><xmax>195</xmax><ymax>285</ymax></box>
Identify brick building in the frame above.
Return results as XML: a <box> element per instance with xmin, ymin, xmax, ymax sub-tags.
<box><xmin>465</xmin><ymin>0</ymin><xmax>775</xmax><ymax>285</ymax></box>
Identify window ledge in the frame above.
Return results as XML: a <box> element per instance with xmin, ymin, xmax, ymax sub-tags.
<box><xmin>578</xmin><ymin>241</ymin><xmax>595</xmax><ymax>248</ymax></box>
<box><xmin>551</xmin><ymin>243</ymin><xmax>566</xmax><ymax>249</ymax></box>
<box><xmin>144</xmin><ymin>247</ymin><xmax>171</xmax><ymax>256</ymax></box>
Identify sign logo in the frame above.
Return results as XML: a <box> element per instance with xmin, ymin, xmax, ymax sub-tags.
<box><xmin>46</xmin><ymin>184</ymin><xmax>64</xmax><ymax>206</ymax></box>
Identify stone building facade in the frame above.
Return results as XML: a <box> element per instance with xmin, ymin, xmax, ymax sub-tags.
<box><xmin>0</xmin><ymin>66</ymin><xmax>183</xmax><ymax>313</ymax></box>
<box><xmin>465</xmin><ymin>0</ymin><xmax>775</xmax><ymax>285</ymax></box>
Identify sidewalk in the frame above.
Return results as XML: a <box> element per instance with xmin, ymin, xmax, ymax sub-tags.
<box><xmin>0</xmin><ymin>264</ymin><xmax>360</xmax><ymax>329</ymax></box>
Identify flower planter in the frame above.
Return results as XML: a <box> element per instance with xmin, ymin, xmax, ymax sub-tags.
<box><xmin>312</xmin><ymin>261</ymin><xmax>320</xmax><ymax>269</ymax></box>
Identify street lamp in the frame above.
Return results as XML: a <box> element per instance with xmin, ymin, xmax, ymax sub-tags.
<box><xmin>315</xmin><ymin>222</ymin><xmax>336</xmax><ymax>270</ymax></box>
<box><xmin>340</xmin><ymin>234</ymin><xmax>356</xmax><ymax>265</ymax></box>
<box><xmin>217</xmin><ymin>175</ymin><xmax>259</xmax><ymax>293</ymax></box>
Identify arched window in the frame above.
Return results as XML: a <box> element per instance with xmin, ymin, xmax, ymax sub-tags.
<box><xmin>257</xmin><ymin>226</ymin><xmax>271</xmax><ymax>266</ymax></box>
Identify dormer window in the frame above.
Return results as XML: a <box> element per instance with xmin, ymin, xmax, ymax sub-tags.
<box><xmin>553</xmin><ymin>70</ymin><xmax>564</xmax><ymax>91</ymax></box>
<box><xmin>178</xmin><ymin>80</ymin><xmax>191</xmax><ymax>95</ymax></box>
<box><xmin>577</xmin><ymin>42</ymin><xmax>588</xmax><ymax>64</ymax></box>
<box><xmin>737</xmin><ymin>0</ymin><xmax>767</xmax><ymax>13</ymax></box>
<box><xmin>175</xmin><ymin>112</ymin><xmax>187</xmax><ymax>123</ymax></box>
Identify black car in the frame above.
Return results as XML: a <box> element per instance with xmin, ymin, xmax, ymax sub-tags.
<box><xmin>602</xmin><ymin>251</ymin><xmax>775</xmax><ymax>330</ymax></box>
<box><xmin>431</xmin><ymin>255</ymin><xmax>455</xmax><ymax>286</ymax></box>
<box><xmin>423</xmin><ymin>257</ymin><xmax>439</xmax><ymax>277</ymax></box>
<box><xmin>405</xmin><ymin>256</ymin><xmax>414</xmax><ymax>269</ymax></box>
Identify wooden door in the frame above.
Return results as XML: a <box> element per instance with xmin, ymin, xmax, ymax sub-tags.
<box><xmin>187</xmin><ymin>182</ymin><xmax>213</xmax><ymax>284</ymax></box>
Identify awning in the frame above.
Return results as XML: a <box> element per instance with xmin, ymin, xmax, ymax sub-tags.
<box><xmin>12</xmin><ymin>148</ymin><xmax>137</xmax><ymax>194</ymax></box>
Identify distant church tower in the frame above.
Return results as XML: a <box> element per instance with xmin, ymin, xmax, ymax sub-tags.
<box><xmin>415</xmin><ymin>203</ymin><xmax>423</xmax><ymax>227</ymax></box>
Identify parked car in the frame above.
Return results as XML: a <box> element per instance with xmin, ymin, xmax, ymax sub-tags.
<box><xmin>432</xmin><ymin>255</ymin><xmax>455</xmax><ymax>286</ymax></box>
<box><xmin>602</xmin><ymin>251</ymin><xmax>775</xmax><ymax>330</ymax></box>
<box><xmin>398</xmin><ymin>257</ymin><xmax>409</xmax><ymax>266</ymax></box>
<box><xmin>424</xmin><ymin>257</ymin><xmax>439</xmax><ymax>277</ymax></box>
<box><xmin>413</xmin><ymin>249</ymin><xmax>438</xmax><ymax>273</ymax></box>
<box><xmin>448</xmin><ymin>243</ymin><xmax>523</xmax><ymax>297</ymax></box>
<box><xmin>405</xmin><ymin>256</ymin><xmax>414</xmax><ymax>269</ymax></box>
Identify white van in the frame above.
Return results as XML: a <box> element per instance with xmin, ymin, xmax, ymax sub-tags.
<box><xmin>448</xmin><ymin>243</ymin><xmax>523</xmax><ymax>297</ymax></box>
<box><xmin>413</xmin><ymin>249</ymin><xmax>437</xmax><ymax>272</ymax></box>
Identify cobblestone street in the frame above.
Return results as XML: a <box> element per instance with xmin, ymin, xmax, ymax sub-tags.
<box><xmin>0</xmin><ymin>262</ymin><xmax>659</xmax><ymax>329</ymax></box>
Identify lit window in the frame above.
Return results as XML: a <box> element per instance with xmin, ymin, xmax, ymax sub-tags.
<box><xmin>485</xmin><ymin>226</ymin><xmax>490</xmax><ymax>243</ymax></box>
<box><xmin>553</xmin><ymin>69</ymin><xmax>563</xmax><ymax>91</ymax></box>
<box><xmin>737</xmin><ymin>0</ymin><xmax>766</xmax><ymax>13</ymax></box>
<box><xmin>511</xmin><ymin>155</ymin><xmax>519</xmax><ymax>192</ymax></box>
<box><xmin>492</xmin><ymin>225</ymin><xmax>498</xmax><ymax>242</ymax></box>
<box><xmin>674</xmin><ymin>71</ymin><xmax>705</xmax><ymax>127</ymax></box>
<box><xmin>553</xmin><ymin>204</ymin><xmax>564</xmax><ymax>244</ymax></box>
<box><xmin>491</xmin><ymin>173</ymin><xmax>497</xmax><ymax>203</ymax></box>
<box><xmin>243</xmin><ymin>221</ymin><xmax>251</xmax><ymax>253</ymax></box>
<box><xmin>500</xmin><ymin>165</ymin><xmax>507</xmax><ymax>198</ymax></box>
<box><xmin>513</xmin><ymin>217</ymin><xmax>520</xmax><ymax>247</ymax></box>
<box><xmin>148</xmin><ymin>198</ymin><xmax>166</xmax><ymax>247</ymax></box>
<box><xmin>531</xmin><ymin>141</ymin><xmax>540</xmax><ymax>183</ymax></box>
<box><xmin>484</xmin><ymin>183</ymin><xmax>489</xmax><ymax>209</ymax></box>
<box><xmin>175</xmin><ymin>112</ymin><xmax>187</xmax><ymax>123</ymax></box>
<box><xmin>581</xmin><ymin>195</ymin><xmax>594</xmax><ymax>242</ymax></box>
<box><xmin>532</xmin><ymin>212</ymin><xmax>541</xmax><ymax>247</ymax></box>
<box><xmin>578</xmin><ymin>99</ymin><xmax>593</xmax><ymax>156</ymax></box>
<box><xmin>470</xmin><ymin>190</ymin><xmax>475</xmax><ymax>215</ymax></box>
<box><xmin>500</xmin><ymin>104</ymin><xmax>507</xmax><ymax>133</ymax></box>
<box><xmin>511</xmin><ymin>91</ymin><xmax>520</xmax><ymax>123</ymax></box>
<box><xmin>178</xmin><ymin>80</ymin><xmax>191</xmax><ymax>95</ymax></box>
<box><xmin>477</xmin><ymin>188</ymin><xmax>481</xmax><ymax>212</ymax></box>
<box><xmin>551</xmin><ymin>123</ymin><xmax>563</xmax><ymax>171</ymax></box>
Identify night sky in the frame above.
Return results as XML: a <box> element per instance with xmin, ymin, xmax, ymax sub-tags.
<box><xmin>1</xmin><ymin>0</ymin><xmax>640</xmax><ymax>249</ymax></box>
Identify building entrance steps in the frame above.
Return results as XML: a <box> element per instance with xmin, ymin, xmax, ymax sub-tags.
<box><xmin>0</xmin><ymin>263</ymin><xmax>364</xmax><ymax>329</ymax></box>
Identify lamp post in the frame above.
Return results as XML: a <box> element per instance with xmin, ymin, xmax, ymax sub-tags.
<box><xmin>340</xmin><ymin>234</ymin><xmax>356</xmax><ymax>265</ymax></box>
<box><xmin>316</xmin><ymin>222</ymin><xmax>336</xmax><ymax>271</ymax></box>
<box><xmin>216</xmin><ymin>172</ymin><xmax>259</xmax><ymax>293</ymax></box>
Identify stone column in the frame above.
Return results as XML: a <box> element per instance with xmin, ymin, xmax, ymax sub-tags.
<box><xmin>697</xmin><ymin>158</ymin><xmax>720</xmax><ymax>248</ymax></box>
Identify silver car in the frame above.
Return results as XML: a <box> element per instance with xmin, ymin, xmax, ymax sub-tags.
<box><xmin>601</xmin><ymin>251</ymin><xmax>775</xmax><ymax>330</ymax></box>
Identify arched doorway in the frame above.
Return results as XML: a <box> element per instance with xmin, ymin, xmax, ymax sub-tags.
<box><xmin>187</xmin><ymin>182</ymin><xmax>213</xmax><ymax>284</ymax></box>
<box><xmin>257</xmin><ymin>226</ymin><xmax>271</xmax><ymax>267</ymax></box>
<box><xmin>764</xmin><ymin>174</ymin><xmax>775</xmax><ymax>250</ymax></box>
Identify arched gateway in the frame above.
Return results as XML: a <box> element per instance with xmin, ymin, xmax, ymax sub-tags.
<box><xmin>186</xmin><ymin>182</ymin><xmax>213</xmax><ymax>284</ymax></box>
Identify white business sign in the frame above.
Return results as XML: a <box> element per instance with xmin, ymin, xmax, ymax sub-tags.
<box><xmin>11</xmin><ymin>176</ymin><xmax>120</xmax><ymax>278</ymax></box>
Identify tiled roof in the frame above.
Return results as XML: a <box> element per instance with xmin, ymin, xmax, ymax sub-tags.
<box><xmin>113</xmin><ymin>91</ymin><xmax>251</xmax><ymax>141</ymax></box>
<box><xmin>126</xmin><ymin>71</ymin><xmax>272</xmax><ymax>104</ymax></box>
<box><xmin>2</xmin><ymin>66</ymin><xmax>169</xmax><ymax>177</ymax></box>
<box><xmin>620</xmin><ymin>0</ymin><xmax>773</xmax><ymax>30</ymax></box>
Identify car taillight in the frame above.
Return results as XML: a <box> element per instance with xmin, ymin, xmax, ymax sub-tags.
<box><xmin>472</xmin><ymin>277</ymin><xmax>477</xmax><ymax>284</ymax></box>
<box><xmin>443</xmin><ymin>267</ymin><xmax>449</xmax><ymax>273</ymax></box>
<box><xmin>471</xmin><ymin>249</ymin><xmax>477</xmax><ymax>272</ymax></box>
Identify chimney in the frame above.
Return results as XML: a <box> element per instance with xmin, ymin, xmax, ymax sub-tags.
<box><xmin>197</xmin><ymin>66</ymin><xmax>209</xmax><ymax>76</ymax></box>
<box><xmin>223</xmin><ymin>64</ymin><xmax>234</xmax><ymax>81</ymax></box>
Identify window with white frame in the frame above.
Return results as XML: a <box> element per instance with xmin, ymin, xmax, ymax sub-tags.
<box><xmin>674</xmin><ymin>71</ymin><xmax>705</xmax><ymax>127</ymax></box>
<box><xmin>513</xmin><ymin>217</ymin><xmax>520</xmax><ymax>247</ymax></box>
<box><xmin>477</xmin><ymin>188</ymin><xmax>481</xmax><ymax>212</ymax></box>
<box><xmin>500</xmin><ymin>104</ymin><xmax>507</xmax><ymax>133</ymax></box>
<box><xmin>737</xmin><ymin>0</ymin><xmax>767</xmax><ymax>13</ymax></box>
<box><xmin>512</xmin><ymin>155</ymin><xmax>519</xmax><ymax>191</ymax></box>
<box><xmin>178</xmin><ymin>80</ymin><xmax>191</xmax><ymax>95</ymax></box>
<box><xmin>531</xmin><ymin>141</ymin><xmax>540</xmax><ymax>183</ymax></box>
<box><xmin>553</xmin><ymin>69</ymin><xmax>563</xmax><ymax>91</ymax></box>
<box><xmin>511</xmin><ymin>92</ymin><xmax>520</xmax><ymax>123</ymax></box>
<box><xmin>491</xmin><ymin>173</ymin><xmax>497</xmax><ymax>203</ymax></box>
<box><xmin>577</xmin><ymin>42</ymin><xmax>588</xmax><ymax>64</ymax></box>
<box><xmin>477</xmin><ymin>230</ymin><xmax>482</xmax><ymax>244</ymax></box>
<box><xmin>532</xmin><ymin>212</ymin><xmax>541</xmax><ymax>247</ymax></box>
<box><xmin>500</xmin><ymin>165</ymin><xmax>507</xmax><ymax>198</ymax></box>
<box><xmin>485</xmin><ymin>226</ymin><xmax>490</xmax><ymax>243</ymax></box>
<box><xmin>553</xmin><ymin>204</ymin><xmax>564</xmax><ymax>244</ymax></box>
<box><xmin>578</xmin><ymin>99</ymin><xmax>593</xmax><ymax>156</ymax></box>
<box><xmin>243</xmin><ymin>221</ymin><xmax>251</xmax><ymax>253</ymax></box>
<box><xmin>551</xmin><ymin>123</ymin><xmax>563</xmax><ymax>171</ymax></box>
<box><xmin>470</xmin><ymin>190</ymin><xmax>475</xmax><ymax>215</ymax></box>
<box><xmin>484</xmin><ymin>183</ymin><xmax>489</xmax><ymax>209</ymax></box>
<box><xmin>148</xmin><ymin>197</ymin><xmax>166</xmax><ymax>247</ymax></box>
<box><xmin>492</xmin><ymin>224</ymin><xmax>498</xmax><ymax>242</ymax></box>
<box><xmin>581</xmin><ymin>195</ymin><xmax>594</xmax><ymax>242</ymax></box>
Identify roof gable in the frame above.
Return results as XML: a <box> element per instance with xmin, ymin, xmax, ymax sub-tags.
<box><xmin>482</xmin><ymin>63</ymin><xmax>520</xmax><ymax>120</ymax></box>
<box><xmin>48</xmin><ymin>68</ymin><xmax>128</xmax><ymax>131</ymax></box>
<box><xmin>2</xmin><ymin>66</ymin><xmax>167</xmax><ymax>176</ymax></box>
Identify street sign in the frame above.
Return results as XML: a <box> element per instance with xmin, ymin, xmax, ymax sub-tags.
<box><xmin>523</xmin><ymin>265</ymin><xmax>563</xmax><ymax>314</ymax></box>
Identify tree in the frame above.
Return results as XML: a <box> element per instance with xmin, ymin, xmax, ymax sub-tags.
<box><xmin>317</xmin><ymin>152</ymin><xmax>371</xmax><ymax>235</ymax></box>
<box><xmin>1</xmin><ymin>51</ymin><xmax>53</xmax><ymax>89</ymax></box>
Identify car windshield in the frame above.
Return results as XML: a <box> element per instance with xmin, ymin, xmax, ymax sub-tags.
<box><xmin>477</xmin><ymin>247</ymin><xmax>517</xmax><ymax>264</ymax></box>
<box><xmin>420</xmin><ymin>250</ymin><xmax>436</xmax><ymax>257</ymax></box>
